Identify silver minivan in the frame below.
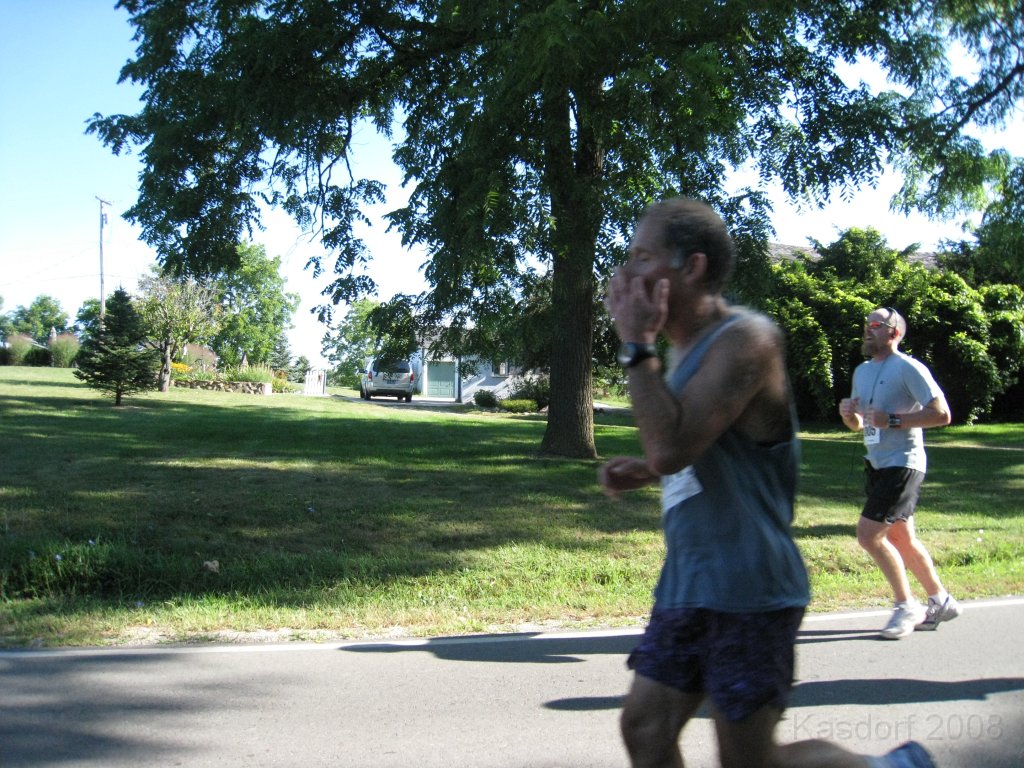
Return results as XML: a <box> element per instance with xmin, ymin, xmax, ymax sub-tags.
<box><xmin>359</xmin><ymin>359</ymin><xmax>415</xmax><ymax>401</ymax></box>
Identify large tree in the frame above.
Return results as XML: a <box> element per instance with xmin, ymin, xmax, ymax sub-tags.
<box><xmin>893</xmin><ymin>1</ymin><xmax>1024</xmax><ymax>221</ymax></box>
<box><xmin>210</xmin><ymin>243</ymin><xmax>300</xmax><ymax>367</ymax></box>
<box><xmin>91</xmin><ymin>1</ymin><xmax>1021</xmax><ymax>457</ymax></box>
<box><xmin>136</xmin><ymin>271</ymin><xmax>223</xmax><ymax>391</ymax></box>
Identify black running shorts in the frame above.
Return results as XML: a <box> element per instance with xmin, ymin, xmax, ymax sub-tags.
<box><xmin>862</xmin><ymin>462</ymin><xmax>924</xmax><ymax>524</ymax></box>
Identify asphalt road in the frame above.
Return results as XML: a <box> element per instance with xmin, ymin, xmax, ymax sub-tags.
<box><xmin>2</xmin><ymin>598</ymin><xmax>1022</xmax><ymax>768</ymax></box>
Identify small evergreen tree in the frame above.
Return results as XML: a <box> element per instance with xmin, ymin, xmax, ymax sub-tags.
<box><xmin>75</xmin><ymin>288</ymin><xmax>160</xmax><ymax>405</ymax></box>
<box><xmin>269</xmin><ymin>334</ymin><xmax>292</xmax><ymax>372</ymax></box>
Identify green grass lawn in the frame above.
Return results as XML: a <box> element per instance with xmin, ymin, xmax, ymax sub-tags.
<box><xmin>1</xmin><ymin>367</ymin><xmax>1021</xmax><ymax>647</ymax></box>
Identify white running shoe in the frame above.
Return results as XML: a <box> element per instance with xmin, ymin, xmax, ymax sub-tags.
<box><xmin>880</xmin><ymin>601</ymin><xmax>927</xmax><ymax>640</ymax></box>
<box><xmin>918</xmin><ymin>594</ymin><xmax>963</xmax><ymax>630</ymax></box>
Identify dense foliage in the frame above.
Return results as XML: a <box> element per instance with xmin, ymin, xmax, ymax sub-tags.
<box><xmin>2</xmin><ymin>335</ymin><xmax>36</xmax><ymax>366</ymax></box>
<box><xmin>3</xmin><ymin>295</ymin><xmax>69</xmax><ymax>343</ymax></box>
<box><xmin>73</xmin><ymin>298</ymin><xmax>103</xmax><ymax>343</ymax></box>
<box><xmin>321</xmin><ymin>299</ymin><xmax>382</xmax><ymax>388</ymax></box>
<box><xmin>210</xmin><ymin>244</ymin><xmax>300</xmax><ymax>367</ymax></box>
<box><xmin>763</xmin><ymin>229</ymin><xmax>1024</xmax><ymax>424</ymax></box>
<box><xmin>938</xmin><ymin>161</ymin><xmax>1024</xmax><ymax>287</ymax></box>
<box><xmin>2</xmin><ymin>244</ymin><xmax>298</xmax><ymax>379</ymax></box>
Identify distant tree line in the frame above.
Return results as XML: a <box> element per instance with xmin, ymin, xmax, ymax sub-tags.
<box><xmin>1</xmin><ymin>243</ymin><xmax>300</xmax><ymax>380</ymax></box>
<box><xmin>5</xmin><ymin>227</ymin><xmax>1019</xmax><ymax>422</ymax></box>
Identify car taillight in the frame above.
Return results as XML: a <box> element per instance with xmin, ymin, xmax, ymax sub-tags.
<box><xmin>367</xmin><ymin>371</ymin><xmax>373</xmax><ymax>380</ymax></box>
<box><xmin>410</xmin><ymin>372</ymin><xmax>415</xmax><ymax>382</ymax></box>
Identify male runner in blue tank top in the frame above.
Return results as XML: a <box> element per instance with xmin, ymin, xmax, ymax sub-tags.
<box><xmin>600</xmin><ymin>199</ymin><xmax>933</xmax><ymax>768</ymax></box>
<box><xmin>839</xmin><ymin>307</ymin><xmax>960</xmax><ymax>640</ymax></box>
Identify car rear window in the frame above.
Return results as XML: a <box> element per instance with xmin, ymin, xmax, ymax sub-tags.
<box><xmin>375</xmin><ymin>360</ymin><xmax>411</xmax><ymax>373</ymax></box>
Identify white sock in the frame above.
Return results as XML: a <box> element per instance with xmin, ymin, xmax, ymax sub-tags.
<box><xmin>928</xmin><ymin>590</ymin><xmax>948</xmax><ymax>604</ymax></box>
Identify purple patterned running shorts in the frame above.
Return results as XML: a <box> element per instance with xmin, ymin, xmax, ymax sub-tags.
<box><xmin>627</xmin><ymin>606</ymin><xmax>805</xmax><ymax>722</ymax></box>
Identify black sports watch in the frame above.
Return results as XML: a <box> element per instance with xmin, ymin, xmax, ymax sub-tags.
<box><xmin>617</xmin><ymin>342</ymin><xmax>658</xmax><ymax>368</ymax></box>
<box><xmin>888</xmin><ymin>413</ymin><xmax>902</xmax><ymax>429</ymax></box>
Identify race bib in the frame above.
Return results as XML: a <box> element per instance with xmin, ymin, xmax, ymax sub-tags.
<box><xmin>863</xmin><ymin>425</ymin><xmax>881</xmax><ymax>446</ymax></box>
<box><xmin>661</xmin><ymin>466</ymin><xmax>703</xmax><ymax>517</ymax></box>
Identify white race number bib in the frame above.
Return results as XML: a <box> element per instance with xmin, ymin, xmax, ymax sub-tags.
<box><xmin>661</xmin><ymin>466</ymin><xmax>703</xmax><ymax>517</ymax></box>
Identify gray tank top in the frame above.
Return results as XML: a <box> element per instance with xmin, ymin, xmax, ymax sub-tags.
<box><xmin>655</xmin><ymin>312</ymin><xmax>810</xmax><ymax>611</ymax></box>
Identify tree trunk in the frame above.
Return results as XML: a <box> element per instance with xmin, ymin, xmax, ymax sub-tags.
<box><xmin>538</xmin><ymin>81</ymin><xmax>603</xmax><ymax>459</ymax></box>
<box><xmin>160</xmin><ymin>343</ymin><xmax>173</xmax><ymax>393</ymax></box>
<box><xmin>541</xmin><ymin>249</ymin><xmax>597</xmax><ymax>458</ymax></box>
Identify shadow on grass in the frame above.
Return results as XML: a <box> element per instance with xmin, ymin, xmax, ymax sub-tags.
<box><xmin>792</xmin><ymin>524</ymin><xmax>856</xmax><ymax>539</ymax></box>
<box><xmin>2</xmin><ymin>379</ymin><xmax>1021</xmax><ymax>623</ymax></box>
<box><xmin>0</xmin><ymin>386</ymin><xmax>660</xmax><ymax>606</ymax></box>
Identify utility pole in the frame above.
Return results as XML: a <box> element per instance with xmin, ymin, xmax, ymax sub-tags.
<box><xmin>96</xmin><ymin>196</ymin><xmax>110</xmax><ymax>319</ymax></box>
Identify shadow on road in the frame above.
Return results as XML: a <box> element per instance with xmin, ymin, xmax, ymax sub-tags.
<box><xmin>342</xmin><ymin>630</ymin><xmax>639</xmax><ymax>665</ymax></box>
<box><xmin>343</xmin><ymin>628</ymin><xmax>1024</xmax><ymax>720</ymax></box>
<box><xmin>791</xmin><ymin>677</ymin><xmax>1024</xmax><ymax>707</ymax></box>
<box><xmin>341</xmin><ymin>621</ymin><xmax>908</xmax><ymax>666</ymax></box>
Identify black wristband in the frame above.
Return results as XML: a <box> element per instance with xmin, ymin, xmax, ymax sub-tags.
<box><xmin>617</xmin><ymin>342</ymin><xmax>658</xmax><ymax>368</ymax></box>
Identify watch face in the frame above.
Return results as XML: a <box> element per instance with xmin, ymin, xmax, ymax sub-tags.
<box><xmin>618</xmin><ymin>342</ymin><xmax>655</xmax><ymax>367</ymax></box>
<box><xmin>614</xmin><ymin>344</ymin><xmax>638</xmax><ymax>368</ymax></box>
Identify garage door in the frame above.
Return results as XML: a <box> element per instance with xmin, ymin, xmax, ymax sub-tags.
<box><xmin>426</xmin><ymin>361</ymin><xmax>456</xmax><ymax>398</ymax></box>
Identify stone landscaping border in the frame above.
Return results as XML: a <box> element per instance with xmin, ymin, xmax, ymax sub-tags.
<box><xmin>173</xmin><ymin>380</ymin><xmax>272</xmax><ymax>395</ymax></box>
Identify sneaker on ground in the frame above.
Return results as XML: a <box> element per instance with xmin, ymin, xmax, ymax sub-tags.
<box><xmin>918</xmin><ymin>594</ymin><xmax>963</xmax><ymax>630</ymax></box>
<box><xmin>880</xmin><ymin>601</ymin><xmax>927</xmax><ymax>640</ymax></box>
<box><xmin>877</xmin><ymin>741</ymin><xmax>936</xmax><ymax>768</ymax></box>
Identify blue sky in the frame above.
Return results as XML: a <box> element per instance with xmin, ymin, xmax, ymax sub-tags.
<box><xmin>1</xmin><ymin>2</ymin><xmax>1019</xmax><ymax>366</ymax></box>
<box><xmin>0</xmin><ymin>1</ymin><xmax>416</xmax><ymax>365</ymax></box>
